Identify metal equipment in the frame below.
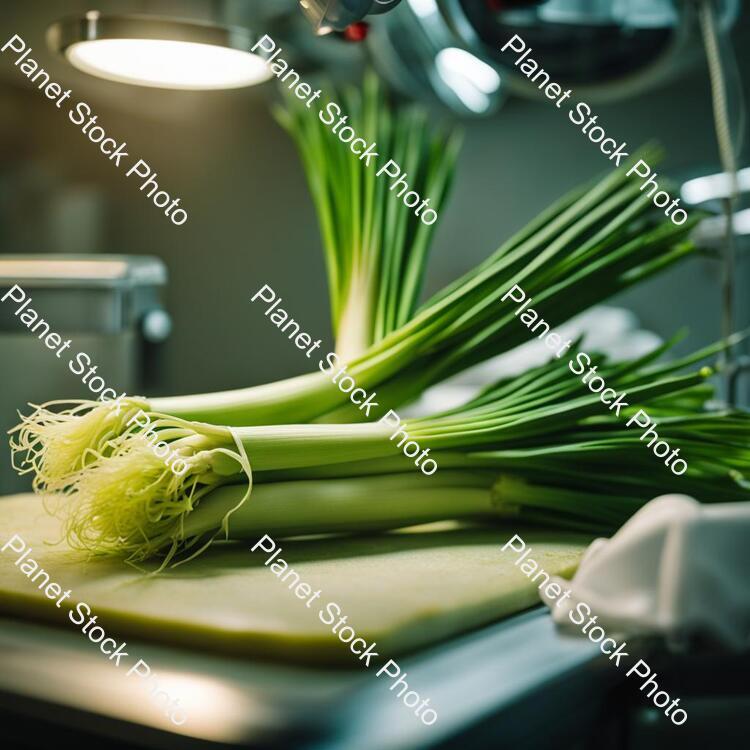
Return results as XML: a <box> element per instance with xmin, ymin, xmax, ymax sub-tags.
<box><xmin>0</xmin><ymin>255</ymin><xmax>170</xmax><ymax>494</ymax></box>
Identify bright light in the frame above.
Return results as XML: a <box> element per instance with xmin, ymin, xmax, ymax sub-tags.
<box><xmin>681</xmin><ymin>167</ymin><xmax>750</xmax><ymax>205</ymax></box>
<box><xmin>66</xmin><ymin>38</ymin><xmax>272</xmax><ymax>90</ymax></box>
<box><xmin>435</xmin><ymin>47</ymin><xmax>501</xmax><ymax>113</ymax></box>
<box><xmin>407</xmin><ymin>0</ymin><xmax>438</xmax><ymax>18</ymax></box>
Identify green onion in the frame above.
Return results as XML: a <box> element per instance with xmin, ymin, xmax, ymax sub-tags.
<box><xmin>41</xmin><ymin>342</ymin><xmax>749</xmax><ymax>564</ymax></box>
<box><xmin>11</xmin><ymin>148</ymin><xmax>703</xmax><ymax>492</ymax></box>
<box><xmin>274</xmin><ymin>71</ymin><xmax>461</xmax><ymax>358</ymax></box>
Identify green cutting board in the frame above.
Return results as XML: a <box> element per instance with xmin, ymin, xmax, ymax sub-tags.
<box><xmin>0</xmin><ymin>493</ymin><xmax>588</xmax><ymax>665</ymax></box>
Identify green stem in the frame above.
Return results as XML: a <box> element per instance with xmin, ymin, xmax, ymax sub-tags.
<box><xmin>175</xmin><ymin>470</ymin><xmax>501</xmax><ymax>545</ymax></box>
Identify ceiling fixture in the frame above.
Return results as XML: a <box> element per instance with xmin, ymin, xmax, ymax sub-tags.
<box><xmin>47</xmin><ymin>12</ymin><xmax>274</xmax><ymax>90</ymax></box>
<box><xmin>299</xmin><ymin>0</ymin><xmax>404</xmax><ymax>35</ymax></box>
<box><xmin>365</xmin><ymin>0</ymin><xmax>740</xmax><ymax>115</ymax></box>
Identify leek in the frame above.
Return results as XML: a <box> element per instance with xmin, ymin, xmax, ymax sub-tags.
<box><xmin>274</xmin><ymin>71</ymin><xmax>461</xmax><ymax>358</ymax></box>
<box><xmin>12</xmin><ymin>154</ymin><xmax>701</xmax><ymax>492</ymax></box>
<box><xmin>40</xmin><ymin>342</ymin><xmax>750</xmax><ymax>564</ymax></box>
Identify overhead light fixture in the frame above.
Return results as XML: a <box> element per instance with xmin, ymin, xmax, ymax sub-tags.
<box><xmin>47</xmin><ymin>12</ymin><xmax>274</xmax><ymax>90</ymax></box>
<box><xmin>366</xmin><ymin>1</ymin><xmax>505</xmax><ymax>116</ymax></box>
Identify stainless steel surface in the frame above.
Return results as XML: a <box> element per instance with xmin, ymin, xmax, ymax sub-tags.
<box><xmin>367</xmin><ymin>0</ymin><xmax>740</xmax><ymax>113</ymax></box>
<box><xmin>0</xmin><ymin>608</ymin><xmax>609</xmax><ymax>749</ymax></box>
<box><xmin>0</xmin><ymin>255</ymin><xmax>167</xmax><ymax>332</ymax></box>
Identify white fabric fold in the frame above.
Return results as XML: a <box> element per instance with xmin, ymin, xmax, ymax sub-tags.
<box><xmin>540</xmin><ymin>494</ymin><xmax>750</xmax><ymax>650</ymax></box>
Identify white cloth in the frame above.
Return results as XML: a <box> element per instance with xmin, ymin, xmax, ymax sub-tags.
<box><xmin>541</xmin><ymin>494</ymin><xmax>750</xmax><ymax>651</ymax></box>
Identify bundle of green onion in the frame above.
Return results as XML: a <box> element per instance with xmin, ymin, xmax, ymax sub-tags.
<box><xmin>12</xmin><ymin>149</ymin><xmax>699</xmax><ymax>489</ymax></box>
<box><xmin>274</xmin><ymin>71</ymin><xmax>462</xmax><ymax>359</ymax></box>
<box><xmin>9</xmin><ymin>73</ymin><xmax>748</xmax><ymax>567</ymax></box>
<box><xmin>34</xmin><ymin>337</ymin><xmax>750</xmax><ymax>565</ymax></box>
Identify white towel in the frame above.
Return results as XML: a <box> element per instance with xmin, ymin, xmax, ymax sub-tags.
<box><xmin>541</xmin><ymin>494</ymin><xmax>750</xmax><ymax>651</ymax></box>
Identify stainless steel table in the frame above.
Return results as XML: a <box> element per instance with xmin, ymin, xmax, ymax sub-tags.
<box><xmin>1</xmin><ymin>608</ymin><xmax>746</xmax><ymax>749</ymax></box>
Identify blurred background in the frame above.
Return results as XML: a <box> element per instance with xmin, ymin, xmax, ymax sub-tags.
<box><xmin>1</xmin><ymin>3</ymin><xmax>749</xmax><ymax>749</ymax></box>
<box><xmin>0</xmin><ymin>0</ymin><xmax>747</xmax><ymax>400</ymax></box>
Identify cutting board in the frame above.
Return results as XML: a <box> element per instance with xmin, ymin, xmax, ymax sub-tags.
<box><xmin>0</xmin><ymin>493</ymin><xmax>588</xmax><ymax>665</ymax></box>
